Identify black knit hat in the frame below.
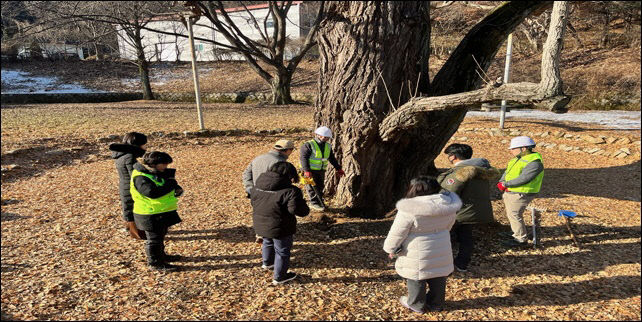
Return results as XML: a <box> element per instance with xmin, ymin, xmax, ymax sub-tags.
<box><xmin>142</xmin><ymin>151</ymin><xmax>173</xmax><ymax>166</ymax></box>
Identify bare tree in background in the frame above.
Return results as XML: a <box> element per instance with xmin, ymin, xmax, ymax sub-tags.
<box><xmin>26</xmin><ymin>1</ymin><xmax>174</xmax><ymax>99</ymax></box>
<box><xmin>136</xmin><ymin>1</ymin><xmax>325</xmax><ymax>104</ymax></box>
<box><xmin>316</xmin><ymin>1</ymin><xmax>571</xmax><ymax>217</ymax></box>
<box><xmin>1</xmin><ymin>1</ymin><xmax>36</xmax><ymax>54</ymax></box>
<box><xmin>188</xmin><ymin>1</ymin><xmax>325</xmax><ymax>104</ymax></box>
<box><xmin>75</xmin><ymin>20</ymin><xmax>118</xmax><ymax>59</ymax></box>
<box><xmin>169</xmin><ymin>21</ymin><xmax>188</xmax><ymax>62</ymax></box>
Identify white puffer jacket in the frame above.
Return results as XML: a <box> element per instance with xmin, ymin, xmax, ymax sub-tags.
<box><xmin>383</xmin><ymin>191</ymin><xmax>462</xmax><ymax>281</ymax></box>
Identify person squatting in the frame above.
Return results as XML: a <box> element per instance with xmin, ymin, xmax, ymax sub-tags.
<box><xmin>111</xmin><ymin>129</ymin><xmax>544</xmax><ymax>313</ymax></box>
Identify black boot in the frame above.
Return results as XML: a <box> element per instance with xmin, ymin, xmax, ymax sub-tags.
<box><xmin>149</xmin><ymin>263</ymin><xmax>178</xmax><ymax>272</ymax></box>
<box><xmin>161</xmin><ymin>244</ymin><xmax>182</xmax><ymax>262</ymax></box>
<box><xmin>164</xmin><ymin>254</ymin><xmax>182</xmax><ymax>262</ymax></box>
<box><xmin>146</xmin><ymin>241</ymin><xmax>177</xmax><ymax>271</ymax></box>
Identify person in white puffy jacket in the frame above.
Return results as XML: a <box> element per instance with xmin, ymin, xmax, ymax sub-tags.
<box><xmin>383</xmin><ymin>176</ymin><xmax>462</xmax><ymax>313</ymax></box>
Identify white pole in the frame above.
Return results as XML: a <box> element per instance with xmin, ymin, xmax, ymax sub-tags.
<box><xmin>499</xmin><ymin>33</ymin><xmax>513</xmax><ymax>129</ymax></box>
<box><xmin>187</xmin><ymin>16</ymin><xmax>205</xmax><ymax>130</ymax></box>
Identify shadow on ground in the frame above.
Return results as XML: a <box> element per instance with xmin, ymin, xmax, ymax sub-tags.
<box><xmin>540</xmin><ymin>161</ymin><xmax>641</xmax><ymax>201</ymax></box>
<box><xmin>166</xmin><ymin>219</ymin><xmax>393</xmax><ymax>244</ymax></box>
<box><xmin>1</xmin><ymin>144</ymin><xmax>101</xmax><ymax>183</ymax></box>
<box><xmin>167</xmin><ymin>214</ymin><xmax>640</xmax><ymax>299</ymax></box>
<box><xmin>447</xmin><ymin>275</ymin><xmax>641</xmax><ymax>309</ymax></box>
<box><xmin>464</xmin><ymin>223</ymin><xmax>641</xmax><ymax>279</ymax></box>
<box><xmin>1</xmin><ymin>212</ymin><xmax>31</xmax><ymax>222</ymax></box>
<box><xmin>485</xmin><ymin>161</ymin><xmax>641</xmax><ymax>202</ymax></box>
<box><xmin>166</xmin><ymin>218</ymin><xmax>641</xmax><ymax>306</ymax></box>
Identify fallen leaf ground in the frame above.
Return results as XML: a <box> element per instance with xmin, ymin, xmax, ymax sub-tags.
<box><xmin>1</xmin><ymin>102</ymin><xmax>640</xmax><ymax>320</ymax></box>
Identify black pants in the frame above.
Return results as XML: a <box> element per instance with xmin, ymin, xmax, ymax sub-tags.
<box><xmin>305</xmin><ymin>170</ymin><xmax>325</xmax><ymax>206</ymax></box>
<box><xmin>407</xmin><ymin>277</ymin><xmax>448</xmax><ymax>311</ymax></box>
<box><xmin>145</xmin><ymin>226</ymin><xmax>168</xmax><ymax>266</ymax></box>
<box><xmin>452</xmin><ymin>223</ymin><xmax>474</xmax><ymax>269</ymax></box>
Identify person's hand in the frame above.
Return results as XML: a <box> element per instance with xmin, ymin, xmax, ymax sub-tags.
<box><xmin>126</xmin><ymin>221</ymin><xmax>146</xmax><ymax>240</ymax></box>
<box><xmin>388</xmin><ymin>253</ymin><xmax>396</xmax><ymax>260</ymax></box>
<box><xmin>304</xmin><ymin>171</ymin><xmax>312</xmax><ymax>178</ymax></box>
<box><xmin>497</xmin><ymin>182</ymin><xmax>507</xmax><ymax>192</ymax></box>
<box><xmin>336</xmin><ymin>169</ymin><xmax>345</xmax><ymax>178</ymax></box>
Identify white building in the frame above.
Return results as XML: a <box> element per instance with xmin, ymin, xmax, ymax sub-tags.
<box><xmin>18</xmin><ymin>42</ymin><xmax>86</xmax><ymax>60</ymax></box>
<box><xmin>117</xmin><ymin>1</ymin><xmax>316</xmax><ymax>62</ymax></box>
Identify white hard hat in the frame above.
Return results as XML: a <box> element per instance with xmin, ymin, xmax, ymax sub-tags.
<box><xmin>509</xmin><ymin>136</ymin><xmax>536</xmax><ymax>149</ymax></box>
<box><xmin>314</xmin><ymin>126</ymin><xmax>332</xmax><ymax>138</ymax></box>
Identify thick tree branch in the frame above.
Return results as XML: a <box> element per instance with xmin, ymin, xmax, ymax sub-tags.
<box><xmin>286</xmin><ymin>1</ymin><xmax>325</xmax><ymax>71</ymax></box>
<box><xmin>380</xmin><ymin>1</ymin><xmax>571</xmax><ymax>142</ymax></box>
<box><xmin>431</xmin><ymin>1</ymin><xmax>553</xmax><ymax>96</ymax></box>
<box><xmin>211</xmin><ymin>1</ymin><xmax>274</xmax><ymax>62</ymax></box>
<box><xmin>539</xmin><ymin>1</ymin><xmax>568</xmax><ymax>97</ymax></box>
<box><xmin>270</xmin><ymin>1</ymin><xmax>288</xmax><ymax>62</ymax></box>
<box><xmin>240</xmin><ymin>2</ymin><xmax>270</xmax><ymax>52</ymax></box>
<box><xmin>197</xmin><ymin>2</ymin><xmax>274</xmax><ymax>82</ymax></box>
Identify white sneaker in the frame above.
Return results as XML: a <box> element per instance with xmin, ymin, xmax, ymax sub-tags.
<box><xmin>310</xmin><ymin>204</ymin><xmax>325</xmax><ymax>211</ymax></box>
<box><xmin>261</xmin><ymin>264</ymin><xmax>274</xmax><ymax>270</ymax></box>
<box><xmin>454</xmin><ymin>264</ymin><xmax>468</xmax><ymax>272</ymax></box>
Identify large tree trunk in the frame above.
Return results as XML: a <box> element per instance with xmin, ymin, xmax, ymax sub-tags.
<box><xmin>316</xmin><ymin>2</ymin><xmax>431</xmax><ymax>217</ymax></box>
<box><xmin>93</xmin><ymin>42</ymin><xmax>101</xmax><ymax>60</ymax></box>
<box><xmin>134</xmin><ymin>32</ymin><xmax>154</xmax><ymax>100</ymax></box>
<box><xmin>317</xmin><ymin>1</ymin><xmax>552</xmax><ymax>217</ymax></box>
<box><xmin>599</xmin><ymin>5</ymin><xmax>610</xmax><ymax>48</ymax></box>
<box><xmin>270</xmin><ymin>68</ymin><xmax>294</xmax><ymax>104</ymax></box>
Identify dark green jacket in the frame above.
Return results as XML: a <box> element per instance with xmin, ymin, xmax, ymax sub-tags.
<box><xmin>437</xmin><ymin>158</ymin><xmax>501</xmax><ymax>224</ymax></box>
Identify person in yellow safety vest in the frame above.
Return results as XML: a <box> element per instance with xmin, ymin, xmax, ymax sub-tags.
<box><xmin>299</xmin><ymin>126</ymin><xmax>345</xmax><ymax>211</ymax></box>
<box><xmin>131</xmin><ymin>151</ymin><xmax>184</xmax><ymax>271</ymax></box>
<box><xmin>496</xmin><ymin>136</ymin><xmax>544</xmax><ymax>248</ymax></box>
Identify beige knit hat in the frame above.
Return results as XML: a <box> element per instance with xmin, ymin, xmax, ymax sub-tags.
<box><xmin>274</xmin><ymin>139</ymin><xmax>295</xmax><ymax>150</ymax></box>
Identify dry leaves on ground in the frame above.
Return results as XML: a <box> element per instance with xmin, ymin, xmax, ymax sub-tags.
<box><xmin>1</xmin><ymin>103</ymin><xmax>640</xmax><ymax>320</ymax></box>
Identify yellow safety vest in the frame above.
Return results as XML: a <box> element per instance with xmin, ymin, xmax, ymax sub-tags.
<box><xmin>308</xmin><ymin>140</ymin><xmax>331</xmax><ymax>171</ymax></box>
<box><xmin>504</xmin><ymin>152</ymin><xmax>544</xmax><ymax>193</ymax></box>
<box><xmin>130</xmin><ymin>169</ymin><xmax>178</xmax><ymax>215</ymax></box>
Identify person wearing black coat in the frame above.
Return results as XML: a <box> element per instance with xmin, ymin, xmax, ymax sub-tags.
<box><xmin>251</xmin><ymin>161</ymin><xmax>309</xmax><ymax>285</ymax></box>
<box><xmin>109</xmin><ymin>132</ymin><xmax>147</xmax><ymax>238</ymax></box>
<box><xmin>131</xmin><ymin>152</ymin><xmax>183</xmax><ymax>272</ymax></box>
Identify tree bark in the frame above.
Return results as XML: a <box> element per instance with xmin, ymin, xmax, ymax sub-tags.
<box><xmin>600</xmin><ymin>3</ymin><xmax>610</xmax><ymax>48</ymax></box>
<box><xmin>93</xmin><ymin>42</ymin><xmax>102</xmax><ymax>60</ymax></box>
<box><xmin>134</xmin><ymin>31</ymin><xmax>154</xmax><ymax>100</ymax></box>
<box><xmin>317</xmin><ymin>1</ymin><xmax>555</xmax><ymax>217</ymax></box>
<box><xmin>271</xmin><ymin>68</ymin><xmax>293</xmax><ymax>104</ymax></box>
<box><xmin>383</xmin><ymin>2</ymin><xmax>571</xmax><ymax>139</ymax></box>
<box><xmin>316</xmin><ymin>1</ymin><xmax>431</xmax><ymax>217</ymax></box>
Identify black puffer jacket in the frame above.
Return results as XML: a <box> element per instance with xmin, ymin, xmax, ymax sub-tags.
<box><xmin>251</xmin><ymin>171</ymin><xmax>310</xmax><ymax>238</ymax></box>
<box><xmin>109</xmin><ymin>143</ymin><xmax>145</xmax><ymax>221</ymax></box>
<box><xmin>131</xmin><ymin>163</ymin><xmax>182</xmax><ymax>232</ymax></box>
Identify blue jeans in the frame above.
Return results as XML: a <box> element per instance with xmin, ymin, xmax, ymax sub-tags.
<box><xmin>262</xmin><ymin>235</ymin><xmax>294</xmax><ymax>280</ymax></box>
